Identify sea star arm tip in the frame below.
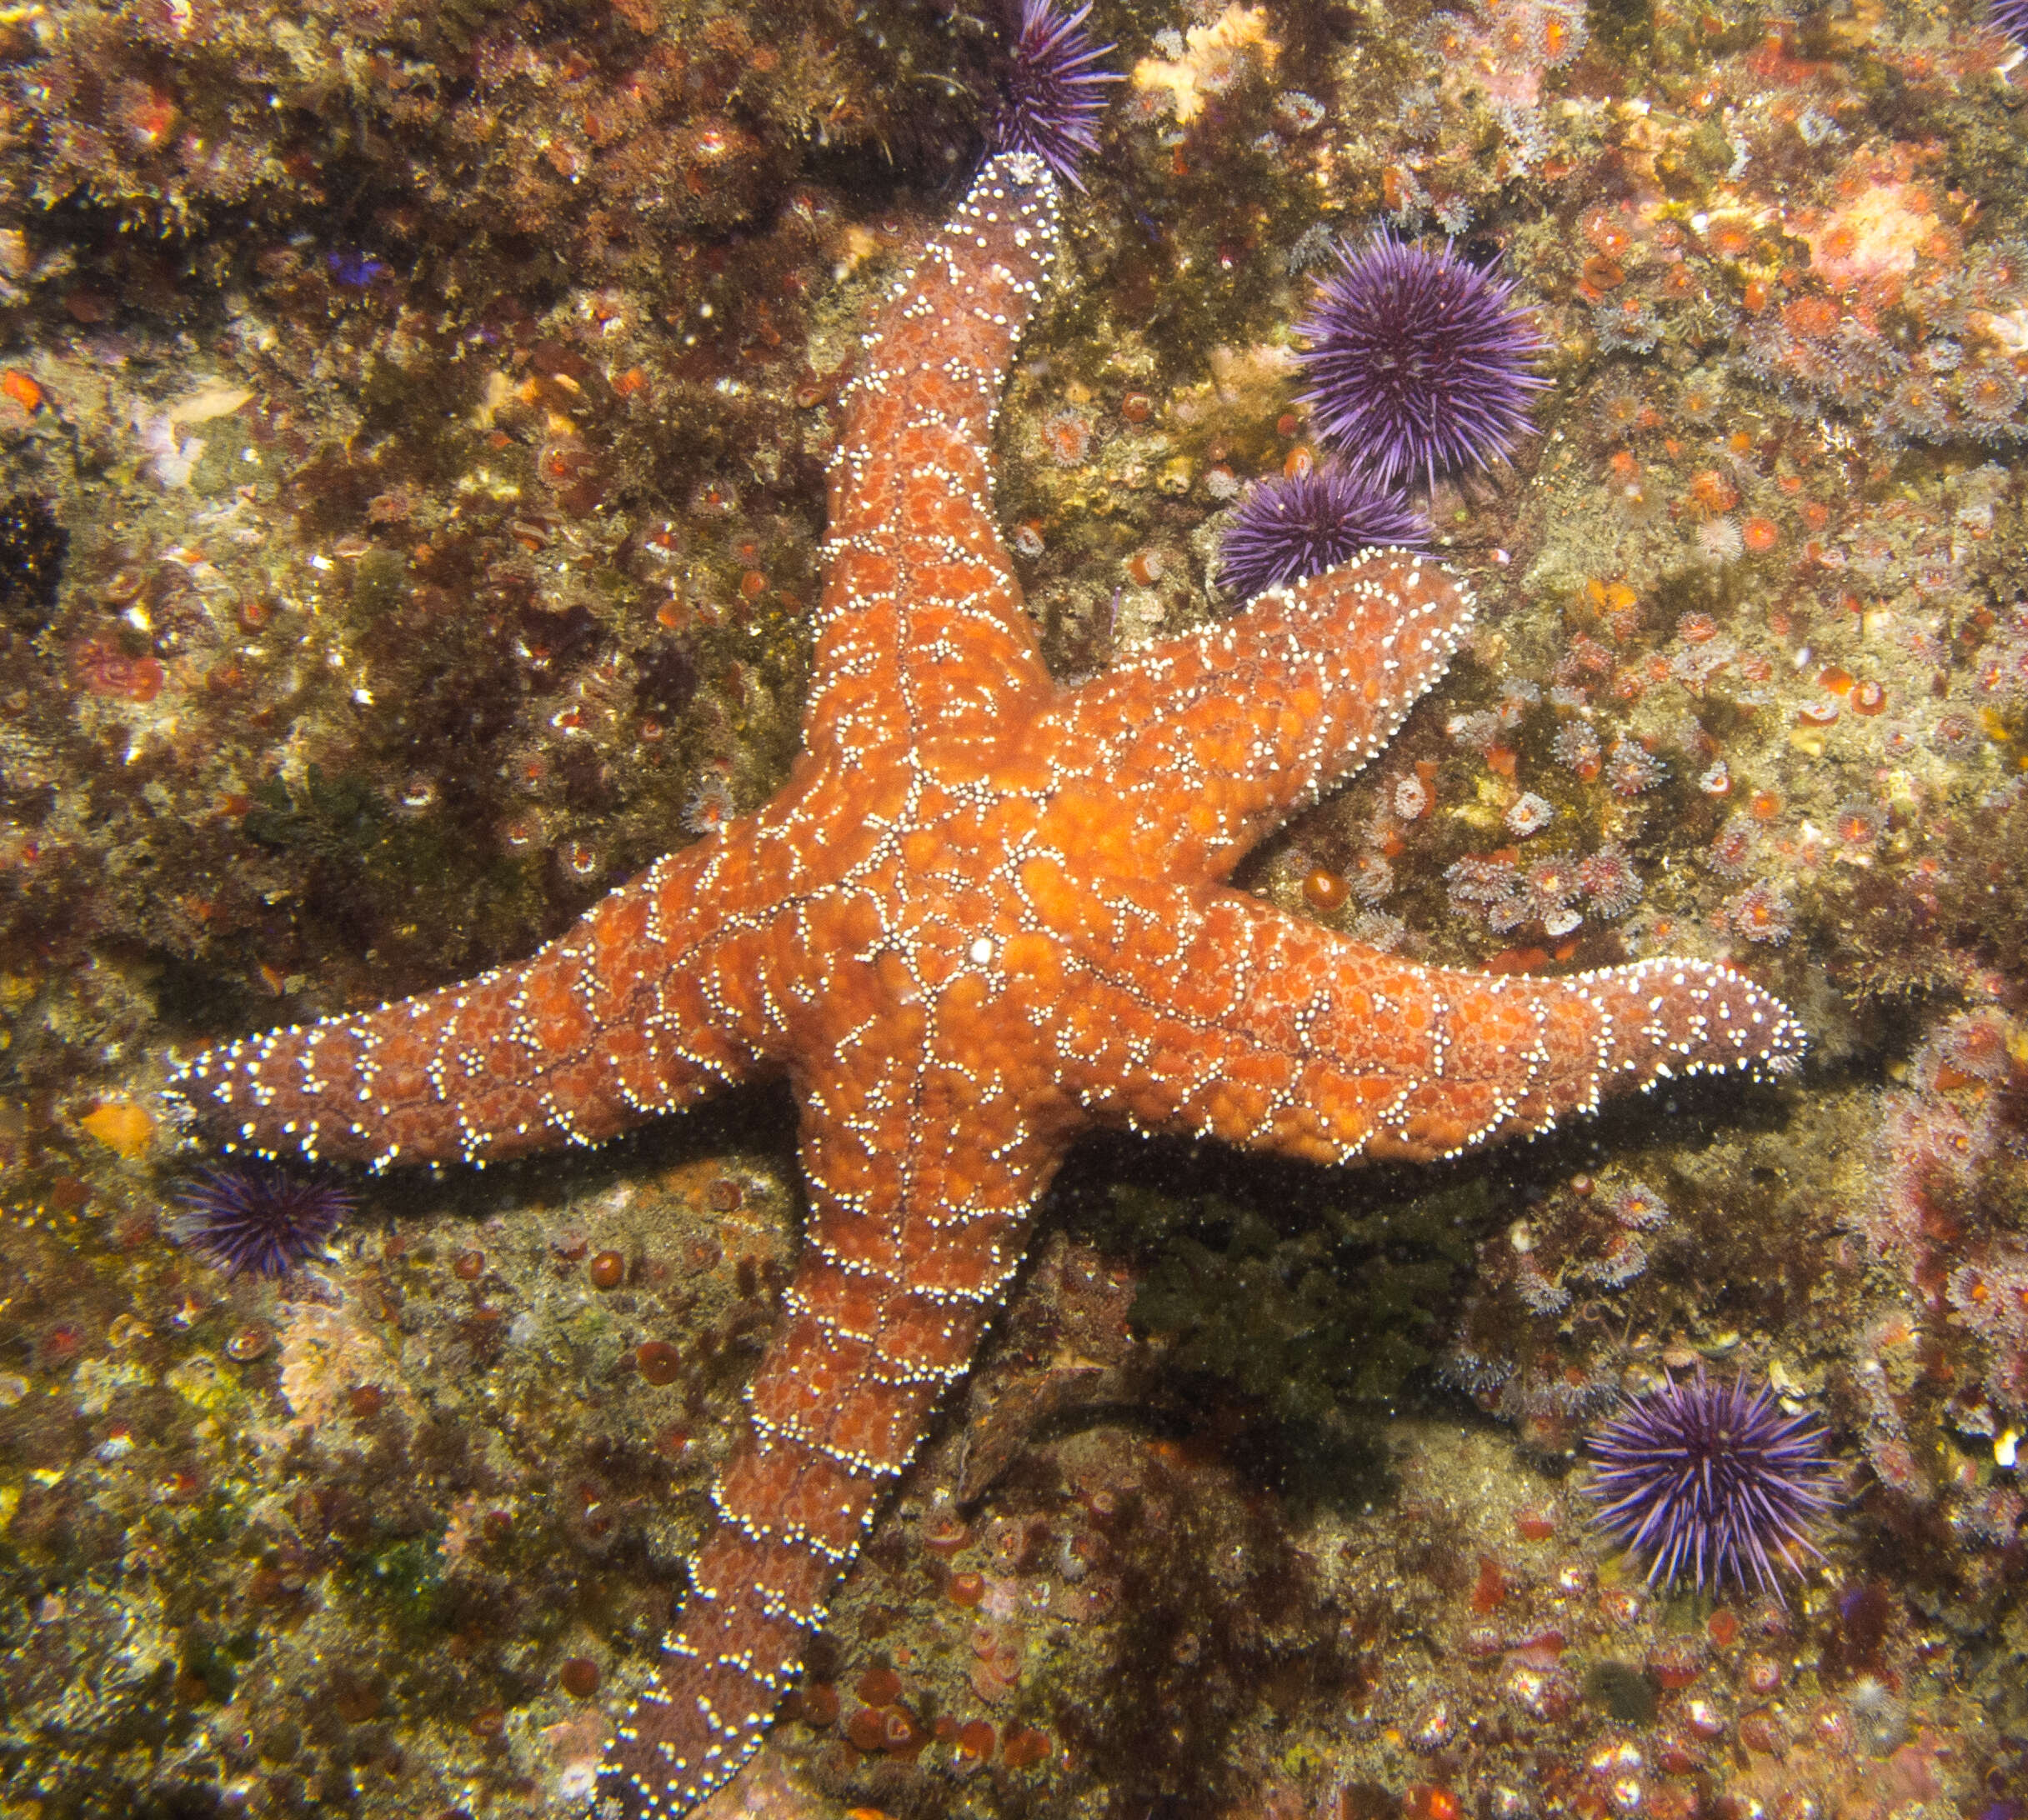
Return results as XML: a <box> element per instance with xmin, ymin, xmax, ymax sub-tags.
<box><xmin>168</xmin><ymin>845</ymin><xmax>776</xmax><ymax>1168</ymax></box>
<box><xmin>1058</xmin><ymin>888</ymin><xmax>1804</xmax><ymax>1168</ymax></box>
<box><xmin>809</xmin><ymin>152</ymin><xmax>1067</xmax><ymax>763</ymax></box>
<box><xmin>600</xmin><ymin>1108</ymin><xmax>1055</xmax><ymax>1819</ymax></box>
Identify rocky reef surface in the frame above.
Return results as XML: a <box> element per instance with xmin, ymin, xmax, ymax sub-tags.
<box><xmin>2</xmin><ymin>0</ymin><xmax>2026</xmax><ymax>1815</ymax></box>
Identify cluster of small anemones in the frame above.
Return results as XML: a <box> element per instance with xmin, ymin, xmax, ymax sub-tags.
<box><xmin>1845</xmin><ymin>1010</ymin><xmax>2027</xmax><ymax>1512</ymax></box>
<box><xmin>1745</xmin><ymin>289</ymin><xmax>2028</xmax><ymax>450</ymax></box>
<box><xmin>1514</xmin><ymin>158</ymin><xmax>2028</xmax><ymax>1068</ymax></box>
<box><xmin>1861</xmin><ymin>1012</ymin><xmax>2011</xmax><ymax>1265</ymax></box>
<box><xmin>1443</xmin><ymin>841</ymin><xmax>1645</xmax><ymax>938</ymax></box>
<box><xmin>1440</xmin><ymin>1166</ymin><xmax>1753</xmax><ymax>1468</ymax></box>
<box><xmin>794</xmin><ymin>1648</ymin><xmax>1054</xmax><ymax>1778</ymax></box>
<box><xmin>1416</xmin><ymin>0</ymin><xmax>1586</xmax><ymax>188</ymax></box>
<box><xmin>1307</xmin><ymin>754</ymin><xmax>1462</xmax><ymax>933</ymax></box>
<box><xmin>1735</xmin><ymin>202</ymin><xmax>2028</xmax><ymax>451</ymax></box>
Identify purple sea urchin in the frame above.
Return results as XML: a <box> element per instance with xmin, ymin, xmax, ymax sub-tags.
<box><xmin>1296</xmin><ymin>237</ymin><xmax>1548</xmax><ymax>493</ymax></box>
<box><xmin>1585</xmin><ymin>1368</ymin><xmax>1838</xmax><ymax>1597</ymax></box>
<box><xmin>1216</xmin><ymin>462</ymin><xmax>1428</xmax><ymax>598</ymax></box>
<box><xmin>1992</xmin><ymin>0</ymin><xmax>2028</xmax><ymax>45</ymax></box>
<box><xmin>173</xmin><ymin>1162</ymin><xmax>353</xmax><ymax>1278</ymax></box>
<box><xmin>987</xmin><ymin>0</ymin><xmax>1119</xmax><ymax>191</ymax></box>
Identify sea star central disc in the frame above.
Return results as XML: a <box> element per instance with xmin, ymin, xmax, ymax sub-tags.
<box><xmin>171</xmin><ymin>153</ymin><xmax>1802</xmax><ymax>1818</ymax></box>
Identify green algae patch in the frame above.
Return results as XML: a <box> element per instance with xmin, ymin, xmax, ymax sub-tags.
<box><xmin>343</xmin><ymin>1533</ymin><xmax>453</xmax><ymax>1642</ymax></box>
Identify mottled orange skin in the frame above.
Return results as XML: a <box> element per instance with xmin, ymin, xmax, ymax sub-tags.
<box><xmin>171</xmin><ymin>155</ymin><xmax>1802</xmax><ymax>1818</ymax></box>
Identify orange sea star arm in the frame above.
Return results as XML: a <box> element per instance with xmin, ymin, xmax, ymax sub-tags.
<box><xmin>804</xmin><ymin>155</ymin><xmax>1064</xmax><ymax>770</ymax></box>
<box><xmin>170</xmin><ymin>842</ymin><xmax>784</xmax><ymax>1169</ymax></box>
<box><xmin>1049</xmin><ymin>883</ymin><xmax>1805</xmax><ymax>1166</ymax></box>
<box><xmin>1025</xmin><ymin>552</ymin><xmax>1475</xmax><ymax>886</ymax></box>
<box><xmin>606</xmin><ymin>1082</ymin><xmax>1063</xmax><ymax>1812</ymax></box>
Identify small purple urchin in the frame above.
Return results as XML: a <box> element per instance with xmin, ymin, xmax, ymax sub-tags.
<box><xmin>173</xmin><ymin>1162</ymin><xmax>353</xmax><ymax>1278</ymax></box>
<box><xmin>1217</xmin><ymin>462</ymin><xmax>1429</xmax><ymax>599</ymax></box>
<box><xmin>987</xmin><ymin>0</ymin><xmax>1120</xmax><ymax>192</ymax></box>
<box><xmin>1992</xmin><ymin>0</ymin><xmax>2028</xmax><ymax>45</ymax></box>
<box><xmin>1585</xmin><ymin>1368</ymin><xmax>1839</xmax><ymax>1598</ymax></box>
<box><xmin>1296</xmin><ymin>236</ymin><xmax>1549</xmax><ymax>495</ymax></box>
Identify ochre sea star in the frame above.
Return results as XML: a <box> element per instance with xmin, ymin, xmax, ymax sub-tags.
<box><xmin>170</xmin><ymin>152</ymin><xmax>1804</xmax><ymax>1817</ymax></box>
